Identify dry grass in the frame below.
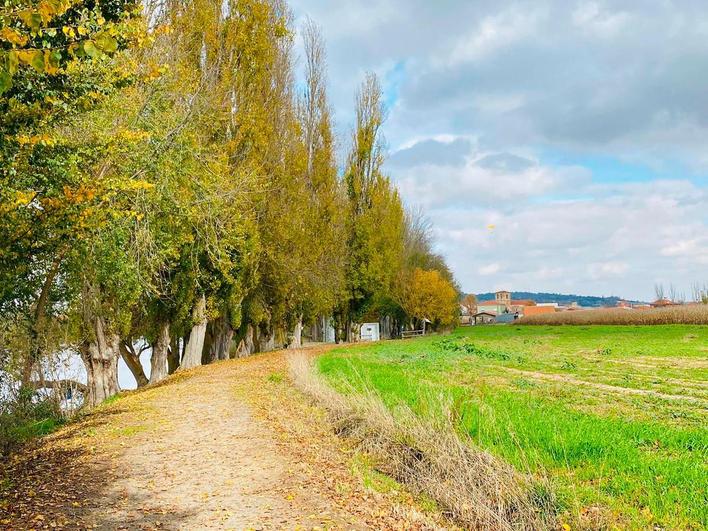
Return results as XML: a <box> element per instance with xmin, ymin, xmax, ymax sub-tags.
<box><xmin>518</xmin><ymin>304</ymin><xmax>708</xmax><ymax>325</ymax></box>
<box><xmin>288</xmin><ymin>353</ymin><xmax>557</xmax><ymax>531</ymax></box>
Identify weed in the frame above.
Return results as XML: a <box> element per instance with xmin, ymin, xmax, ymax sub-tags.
<box><xmin>267</xmin><ymin>371</ymin><xmax>284</xmax><ymax>383</ymax></box>
<box><xmin>102</xmin><ymin>394</ymin><xmax>124</xmax><ymax>405</ymax></box>
<box><xmin>559</xmin><ymin>360</ymin><xmax>577</xmax><ymax>371</ymax></box>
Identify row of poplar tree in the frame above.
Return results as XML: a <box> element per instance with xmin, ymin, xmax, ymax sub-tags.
<box><xmin>0</xmin><ymin>0</ymin><xmax>459</xmax><ymax>407</ymax></box>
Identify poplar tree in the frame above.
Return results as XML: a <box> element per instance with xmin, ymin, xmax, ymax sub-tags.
<box><xmin>341</xmin><ymin>73</ymin><xmax>405</xmax><ymax>340</ymax></box>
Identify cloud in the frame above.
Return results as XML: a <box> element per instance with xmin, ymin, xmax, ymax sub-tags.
<box><xmin>391</xmin><ymin>140</ymin><xmax>591</xmax><ymax>209</ymax></box>
<box><xmin>388</xmin><ymin>138</ymin><xmax>471</xmax><ymax>168</ymax></box>
<box><xmin>422</xmin><ymin>179</ymin><xmax>708</xmax><ymax>300</ymax></box>
<box><xmin>475</xmin><ymin>153</ymin><xmax>535</xmax><ymax>173</ymax></box>
<box><xmin>478</xmin><ymin>263</ymin><xmax>501</xmax><ymax>276</ymax></box>
<box><xmin>291</xmin><ymin>0</ymin><xmax>708</xmax><ymax>166</ymax></box>
<box><xmin>588</xmin><ymin>261</ymin><xmax>630</xmax><ymax>280</ymax></box>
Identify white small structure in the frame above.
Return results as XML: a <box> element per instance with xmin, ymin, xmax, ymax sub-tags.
<box><xmin>324</xmin><ymin>322</ymin><xmax>336</xmax><ymax>343</ymax></box>
<box><xmin>360</xmin><ymin>322</ymin><xmax>380</xmax><ymax>342</ymax></box>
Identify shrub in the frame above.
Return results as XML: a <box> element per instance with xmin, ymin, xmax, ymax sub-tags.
<box><xmin>0</xmin><ymin>388</ymin><xmax>64</xmax><ymax>455</ymax></box>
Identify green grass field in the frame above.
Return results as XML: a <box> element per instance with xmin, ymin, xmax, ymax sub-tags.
<box><xmin>317</xmin><ymin>325</ymin><xmax>708</xmax><ymax>529</ymax></box>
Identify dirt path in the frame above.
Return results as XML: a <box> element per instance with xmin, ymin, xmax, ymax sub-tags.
<box><xmin>1</xmin><ymin>347</ymin><xmax>444</xmax><ymax>530</ymax></box>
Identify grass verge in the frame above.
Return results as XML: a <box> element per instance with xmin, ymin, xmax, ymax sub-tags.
<box><xmin>288</xmin><ymin>352</ymin><xmax>558</xmax><ymax>530</ymax></box>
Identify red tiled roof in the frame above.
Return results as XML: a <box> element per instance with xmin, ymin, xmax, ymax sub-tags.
<box><xmin>651</xmin><ymin>298</ymin><xmax>676</xmax><ymax>307</ymax></box>
<box><xmin>478</xmin><ymin>299</ymin><xmax>536</xmax><ymax>306</ymax></box>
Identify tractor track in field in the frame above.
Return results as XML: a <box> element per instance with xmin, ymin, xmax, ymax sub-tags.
<box><xmin>502</xmin><ymin>367</ymin><xmax>708</xmax><ymax>407</ymax></box>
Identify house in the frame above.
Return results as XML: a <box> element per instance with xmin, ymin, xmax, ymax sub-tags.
<box><xmin>459</xmin><ymin>303</ymin><xmax>474</xmax><ymax>325</ymax></box>
<box><xmin>651</xmin><ymin>298</ymin><xmax>677</xmax><ymax>308</ymax></box>
<box><xmin>476</xmin><ymin>300</ymin><xmax>509</xmax><ymax>315</ymax></box>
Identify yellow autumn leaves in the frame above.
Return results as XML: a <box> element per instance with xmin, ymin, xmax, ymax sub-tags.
<box><xmin>0</xmin><ymin>0</ymin><xmax>123</xmax><ymax>95</ymax></box>
<box><xmin>0</xmin><ymin>27</ymin><xmax>28</xmax><ymax>46</ymax></box>
<box><xmin>15</xmin><ymin>0</ymin><xmax>75</xmax><ymax>30</ymax></box>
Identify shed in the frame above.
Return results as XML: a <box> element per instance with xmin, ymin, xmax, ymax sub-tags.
<box><xmin>472</xmin><ymin>311</ymin><xmax>496</xmax><ymax>325</ymax></box>
<box><xmin>360</xmin><ymin>322</ymin><xmax>380</xmax><ymax>342</ymax></box>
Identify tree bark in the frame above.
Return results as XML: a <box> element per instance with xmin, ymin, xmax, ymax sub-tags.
<box><xmin>167</xmin><ymin>336</ymin><xmax>180</xmax><ymax>374</ymax></box>
<box><xmin>288</xmin><ymin>315</ymin><xmax>303</xmax><ymax>349</ymax></box>
<box><xmin>213</xmin><ymin>317</ymin><xmax>234</xmax><ymax>360</ymax></box>
<box><xmin>235</xmin><ymin>324</ymin><xmax>256</xmax><ymax>358</ymax></box>
<box><xmin>80</xmin><ymin>316</ymin><xmax>120</xmax><ymax>407</ymax></box>
<box><xmin>202</xmin><ymin>321</ymin><xmax>215</xmax><ymax>365</ymax></box>
<box><xmin>202</xmin><ymin>316</ymin><xmax>232</xmax><ymax>364</ymax></box>
<box><xmin>180</xmin><ymin>294</ymin><xmax>207</xmax><ymax>370</ymax></box>
<box><xmin>150</xmin><ymin>321</ymin><xmax>170</xmax><ymax>384</ymax></box>
<box><xmin>258</xmin><ymin>325</ymin><xmax>276</xmax><ymax>352</ymax></box>
<box><xmin>21</xmin><ymin>256</ymin><xmax>62</xmax><ymax>388</ymax></box>
<box><xmin>119</xmin><ymin>341</ymin><xmax>149</xmax><ymax>388</ymax></box>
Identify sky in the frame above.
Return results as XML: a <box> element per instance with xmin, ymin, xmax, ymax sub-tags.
<box><xmin>288</xmin><ymin>0</ymin><xmax>708</xmax><ymax>302</ymax></box>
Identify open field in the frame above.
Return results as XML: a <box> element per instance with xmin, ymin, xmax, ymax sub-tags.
<box><xmin>519</xmin><ymin>304</ymin><xmax>708</xmax><ymax>325</ymax></box>
<box><xmin>317</xmin><ymin>325</ymin><xmax>708</xmax><ymax>529</ymax></box>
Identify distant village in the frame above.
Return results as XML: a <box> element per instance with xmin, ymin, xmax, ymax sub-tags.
<box><xmin>461</xmin><ymin>290</ymin><xmax>683</xmax><ymax>325</ymax></box>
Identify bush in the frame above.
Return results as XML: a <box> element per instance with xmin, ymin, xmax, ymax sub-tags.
<box><xmin>0</xmin><ymin>387</ymin><xmax>64</xmax><ymax>455</ymax></box>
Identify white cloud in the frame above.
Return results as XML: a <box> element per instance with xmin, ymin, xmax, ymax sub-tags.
<box><xmin>392</xmin><ymin>141</ymin><xmax>591</xmax><ymax>209</ymax></box>
<box><xmin>445</xmin><ymin>6</ymin><xmax>543</xmax><ymax>66</ymax></box>
<box><xmin>572</xmin><ymin>3</ymin><xmax>630</xmax><ymax>38</ymax></box>
<box><xmin>478</xmin><ymin>263</ymin><xmax>502</xmax><ymax>276</ymax></box>
<box><xmin>661</xmin><ymin>240</ymin><xmax>699</xmax><ymax>257</ymax></box>
<box><xmin>412</xmin><ymin>178</ymin><xmax>708</xmax><ymax>300</ymax></box>
<box><xmin>588</xmin><ymin>261</ymin><xmax>630</xmax><ymax>280</ymax></box>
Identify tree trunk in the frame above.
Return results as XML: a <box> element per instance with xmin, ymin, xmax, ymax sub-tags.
<box><xmin>119</xmin><ymin>341</ymin><xmax>149</xmax><ymax>388</ymax></box>
<box><xmin>214</xmin><ymin>317</ymin><xmax>233</xmax><ymax>360</ymax></box>
<box><xmin>202</xmin><ymin>316</ymin><xmax>233</xmax><ymax>364</ymax></box>
<box><xmin>21</xmin><ymin>256</ymin><xmax>62</xmax><ymax>389</ymax></box>
<box><xmin>235</xmin><ymin>324</ymin><xmax>256</xmax><ymax>358</ymax></box>
<box><xmin>289</xmin><ymin>315</ymin><xmax>303</xmax><ymax>349</ymax></box>
<box><xmin>259</xmin><ymin>325</ymin><xmax>276</xmax><ymax>352</ymax></box>
<box><xmin>81</xmin><ymin>317</ymin><xmax>120</xmax><ymax>407</ymax></box>
<box><xmin>202</xmin><ymin>320</ymin><xmax>216</xmax><ymax>365</ymax></box>
<box><xmin>345</xmin><ymin>318</ymin><xmax>352</xmax><ymax>343</ymax></box>
<box><xmin>167</xmin><ymin>336</ymin><xmax>180</xmax><ymax>374</ymax></box>
<box><xmin>180</xmin><ymin>294</ymin><xmax>207</xmax><ymax>370</ymax></box>
<box><xmin>150</xmin><ymin>321</ymin><xmax>170</xmax><ymax>384</ymax></box>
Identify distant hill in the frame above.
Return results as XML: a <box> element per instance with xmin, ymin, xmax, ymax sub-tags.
<box><xmin>473</xmin><ymin>292</ymin><xmax>639</xmax><ymax>307</ymax></box>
